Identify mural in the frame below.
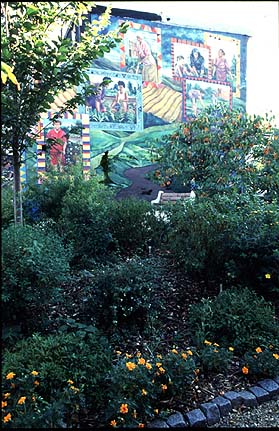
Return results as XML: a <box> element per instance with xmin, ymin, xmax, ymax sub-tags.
<box><xmin>78</xmin><ymin>68</ymin><xmax>143</xmax><ymax>132</ymax></box>
<box><xmin>24</xmin><ymin>10</ymin><xmax>248</xmax><ymax>185</ymax></box>
<box><xmin>183</xmin><ymin>77</ymin><xmax>232</xmax><ymax>119</ymax></box>
<box><xmin>36</xmin><ymin>112</ymin><xmax>90</xmax><ymax>178</ymax></box>
<box><xmin>119</xmin><ymin>20</ymin><xmax>162</xmax><ymax>85</ymax></box>
<box><xmin>172</xmin><ymin>39</ymin><xmax>211</xmax><ymax>79</ymax></box>
<box><xmin>204</xmin><ymin>32</ymin><xmax>241</xmax><ymax>96</ymax></box>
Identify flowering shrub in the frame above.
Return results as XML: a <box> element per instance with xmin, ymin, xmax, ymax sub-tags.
<box><xmin>1</xmin><ymin>370</ymin><xmax>84</xmax><ymax>428</ymax></box>
<box><xmin>242</xmin><ymin>346</ymin><xmax>279</xmax><ymax>378</ymax></box>
<box><xmin>106</xmin><ymin>348</ymin><xmax>197</xmax><ymax>428</ymax></box>
<box><xmin>197</xmin><ymin>341</ymin><xmax>234</xmax><ymax>373</ymax></box>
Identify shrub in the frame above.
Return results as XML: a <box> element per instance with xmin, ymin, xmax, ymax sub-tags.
<box><xmin>109</xmin><ymin>198</ymin><xmax>165</xmax><ymax>255</ymax></box>
<box><xmin>2</xmin><ymin>223</ymin><xmax>72</xmax><ymax>339</ymax></box>
<box><xmin>59</xmin><ymin>176</ymin><xmax>115</xmax><ymax>267</ymax></box>
<box><xmin>188</xmin><ymin>287</ymin><xmax>279</xmax><ymax>355</ymax></box>
<box><xmin>1</xmin><ymin>185</ymin><xmax>14</xmax><ymax>228</ymax></box>
<box><xmin>242</xmin><ymin>346</ymin><xmax>279</xmax><ymax>378</ymax></box>
<box><xmin>2</xmin><ymin>327</ymin><xmax>112</xmax><ymax>410</ymax></box>
<box><xmin>196</xmin><ymin>341</ymin><xmax>234</xmax><ymax>373</ymax></box>
<box><xmin>105</xmin><ymin>347</ymin><xmax>197</xmax><ymax>428</ymax></box>
<box><xmin>77</xmin><ymin>257</ymin><xmax>163</xmax><ymax>334</ymax></box>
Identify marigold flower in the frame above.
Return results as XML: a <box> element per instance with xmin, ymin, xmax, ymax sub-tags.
<box><xmin>273</xmin><ymin>353</ymin><xmax>279</xmax><ymax>360</ymax></box>
<box><xmin>2</xmin><ymin>401</ymin><xmax>7</xmax><ymax>408</ymax></box>
<box><xmin>31</xmin><ymin>371</ymin><xmax>39</xmax><ymax>376</ymax></box>
<box><xmin>256</xmin><ymin>347</ymin><xmax>262</xmax><ymax>353</ymax></box>
<box><xmin>161</xmin><ymin>384</ymin><xmax>168</xmax><ymax>391</ymax></box>
<box><xmin>126</xmin><ymin>362</ymin><xmax>137</xmax><ymax>371</ymax></box>
<box><xmin>3</xmin><ymin>413</ymin><xmax>12</xmax><ymax>423</ymax></box>
<box><xmin>141</xmin><ymin>389</ymin><xmax>147</xmax><ymax>396</ymax></box>
<box><xmin>138</xmin><ymin>358</ymin><xmax>146</xmax><ymax>365</ymax></box>
<box><xmin>110</xmin><ymin>419</ymin><xmax>117</xmax><ymax>427</ymax></box>
<box><xmin>17</xmin><ymin>397</ymin><xmax>26</xmax><ymax>405</ymax></box>
<box><xmin>6</xmin><ymin>372</ymin><xmax>16</xmax><ymax>380</ymax></box>
<box><xmin>120</xmin><ymin>403</ymin><xmax>128</xmax><ymax>414</ymax></box>
<box><xmin>146</xmin><ymin>363</ymin><xmax>152</xmax><ymax>370</ymax></box>
<box><xmin>242</xmin><ymin>366</ymin><xmax>249</xmax><ymax>374</ymax></box>
<box><xmin>265</xmin><ymin>273</ymin><xmax>271</xmax><ymax>279</ymax></box>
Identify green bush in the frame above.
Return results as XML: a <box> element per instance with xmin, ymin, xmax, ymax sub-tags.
<box><xmin>242</xmin><ymin>346</ymin><xmax>279</xmax><ymax>378</ymax></box>
<box><xmin>2</xmin><ymin>327</ymin><xmax>112</xmax><ymax>409</ymax></box>
<box><xmin>78</xmin><ymin>257</ymin><xmax>163</xmax><ymax>334</ymax></box>
<box><xmin>188</xmin><ymin>287</ymin><xmax>279</xmax><ymax>355</ymax></box>
<box><xmin>59</xmin><ymin>176</ymin><xmax>115</xmax><ymax>267</ymax></box>
<box><xmin>109</xmin><ymin>198</ymin><xmax>165</xmax><ymax>255</ymax></box>
<box><xmin>1</xmin><ymin>185</ymin><xmax>14</xmax><ymax>228</ymax></box>
<box><xmin>2</xmin><ymin>223</ymin><xmax>72</xmax><ymax>339</ymax></box>
<box><xmin>157</xmin><ymin>104</ymin><xmax>278</xmax><ymax>200</ymax></box>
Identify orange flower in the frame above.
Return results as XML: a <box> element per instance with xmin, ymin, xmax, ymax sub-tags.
<box><xmin>6</xmin><ymin>372</ymin><xmax>16</xmax><ymax>380</ymax></box>
<box><xmin>2</xmin><ymin>401</ymin><xmax>7</xmax><ymax>408</ymax></box>
<box><xmin>3</xmin><ymin>413</ymin><xmax>12</xmax><ymax>423</ymax></box>
<box><xmin>17</xmin><ymin>397</ymin><xmax>26</xmax><ymax>405</ymax></box>
<box><xmin>119</xmin><ymin>403</ymin><xmax>128</xmax><ymax>414</ymax></box>
<box><xmin>242</xmin><ymin>366</ymin><xmax>249</xmax><ymax>374</ymax></box>
<box><xmin>110</xmin><ymin>419</ymin><xmax>117</xmax><ymax>427</ymax></box>
<box><xmin>273</xmin><ymin>353</ymin><xmax>279</xmax><ymax>360</ymax></box>
<box><xmin>187</xmin><ymin>350</ymin><xmax>193</xmax><ymax>356</ymax></box>
<box><xmin>255</xmin><ymin>347</ymin><xmax>262</xmax><ymax>353</ymax></box>
<box><xmin>138</xmin><ymin>358</ymin><xmax>146</xmax><ymax>365</ymax></box>
<box><xmin>34</xmin><ymin>380</ymin><xmax>40</xmax><ymax>386</ymax></box>
<box><xmin>161</xmin><ymin>384</ymin><xmax>168</xmax><ymax>391</ymax></box>
<box><xmin>146</xmin><ymin>363</ymin><xmax>152</xmax><ymax>370</ymax></box>
<box><xmin>141</xmin><ymin>389</ymin><xmax>147</xmax><ymax>396</ymax></box>
<box><xmin>126</xmin><ymin>362</ymin><xmax>136</xmax><ymax>371</ymax></box>
<box><xmin>31</xmin><ymin>371</ymin><xmax>39</xmax><ymax>376</ymax></box>
<box><xmin>181</xmin><ymin>353</ymin><xmax>187</xmax><ymax>360</ymax></box>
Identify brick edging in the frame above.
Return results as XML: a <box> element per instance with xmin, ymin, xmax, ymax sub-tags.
<box><xmin>147</xmin><ymin>376</ymin><xmax>279</xmax><ymax>428</ymax></box>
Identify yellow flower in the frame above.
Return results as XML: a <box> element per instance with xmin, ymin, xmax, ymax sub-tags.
<box><xmin>161</xmin><ymin>384</ymin><xmax>168</xmax><ymax>391</ymax></box>
<box><xmin>256</xmin><ymin>347</ymin><xmax>262</xmax><ymax>353</ymax></box>
<box><xmin>119</xmin><ymin>403</ymin><xmax>128</xmax><ymax>414</ymax></box>
<box><xmin>17</xmin><ymin>397</ymin><xmax>26</xmax><ymax>405</ymax></box>
<box><xmin>125</xmin><ymin>353</ymin><xmax>132</xmax><ymax>358</ymax></box>
<box><xmin>265</xmin><ymin>273</ymin><xmax>271</xmax><ymax>279</ymax></box>
<box><xmin>110</xmin><ymin>419</ymin><xmax>117</xmax><ymax>427</ymax></box>
<box><xmin>204</xmin><ymin>340</ymin><xmax>212</xmax><ymax>345</ymax></box>
<box><xmin>141</xmin><ymin>389</ymin><xmax>147</xmax><ymax>396</ymax></box>
<box><xmin>34</xmin><ymin>380</ymin><xmax>40</xmax><ymax>386</ymax></box>
<box><xmin>31</xmin><ymin>371</ymin><xmax>39</xmax><ymax>376</ymax></box>
<box><xmin>213</xmin><ymin>343</ymin><xmax>220</xmax><ymax>347</ymax></box>
<box><xmin>156</xmin><ymin>362</ymin><xmax>162</xmax><ymax>368</ymax></box>
<box><xmin>171</xmin><ymin>349</ymin><xmax>178</xmax><ymax>354</ymax></box>
<box><xmin>159</xmin><ymin>367</ymin><xmax>165</xmax><ymax>374</ymax></box>
<box><xmin>126</xmin><ymin>362</ymin><xmax>137</xmax><ymax>371</ymax></box>
<box><xmin>228</xmin><ymin>347</ymin><xmax>234</xmax><ymax>351</ymax></box>
<box><xmin>2</xmin><ymin>401</ymin><xmax>7</xmax><ymax>408</ymax></box>
<box><xmin>273</xmin><ymin>353</ymin><xmax>279</xmax><ymax>360</ymax></box>
<box><xmin>146</xmin><ymin>363</ymin><xmax>152</xmax><ymax>370</ymax></box>
<box><xmin>242</xmin><ymin>366</ymin><xmax>249</xmax><ymax>374</ymax></box>
<box><xmin>70</xmin><ymin>386</ymin><xmax>80</xmax><ymax>393</ymax></box>
<box><xmin>187</xmin><ymin>350</ymin><xmax>193</xmax><ymax>356</ymax></box>
<box><xmin>181</xmin><ymin>353</ymin><xmax>187</xmax><ymax>360</ymax></box>
<box><xmin>138</xmin><ymin>358</ymin><xmax>146</xmax><ymax>365</ymax></box>
<box><xmin>6</xmin><ymin>372</ymin><xmax>16</xmax><ymax>380</ymax></box>
<box><xmin>213</xmin><ymin>349</ymin><xmax>219</xmax><ymax>353</ymax></box>
<box><xmin>3</xmin><ymin>393</ymin><xmax>11</xmax><ymax>399</ymax></box>
<box><xmin>154</xmin><ymin>409</ymin><xmax>159</xmax><ymax>415</ymax></box>
<box><xmin>67</xmin><ymin>379</ymin><xmax>74</xmax><ymax>385</ymax></box>
<box><xmin>115</xmin><ymin>351</ymin><xmax>122</xmax><ymax>355</ymax></box>
<box><xmin>3</xmin><ymin>413</ymin><xmax>12</xmax><ymax>423</ymax></box>
<box><xmin>156</xmin><ymin>354</ymin><xmax>162</xmax><ymax>359</ymax></box>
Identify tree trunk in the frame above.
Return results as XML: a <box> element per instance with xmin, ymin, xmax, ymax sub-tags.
<box><xmin>12</xmin><ymin>145</ymin><xmax>23</xmax><ymax>225</ymax></box>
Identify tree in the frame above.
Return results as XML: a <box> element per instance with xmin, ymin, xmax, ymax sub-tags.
<box><xmin>1</xmin><ymin>1</ymin><xmax>128</xmax><ymax>223</ymax></box>
<box><xmin>157</xmin><ymin>103</ymin><xmax>278</xmax><ymax>201</ymax></box>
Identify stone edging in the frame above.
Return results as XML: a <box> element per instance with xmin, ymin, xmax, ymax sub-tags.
<box><xmin>147</xmin><ymin>376</ymin><xmax>279</xmax><ymax>428</ymax></box>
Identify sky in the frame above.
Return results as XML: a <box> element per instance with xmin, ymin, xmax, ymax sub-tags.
<box><xmin>97</xmin><ymin>1</ymin><xmax>279</xmax><ymax>125</ymax></box>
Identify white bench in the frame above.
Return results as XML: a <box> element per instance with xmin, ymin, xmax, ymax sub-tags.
<box><xmin>151</xmin><ymin>190</ymin><xmax>196</xmax><ymax>205</ymax></box>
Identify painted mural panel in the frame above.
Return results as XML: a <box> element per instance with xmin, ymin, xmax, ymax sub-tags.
<box><xmin>182</xmin><ymin>77</ymin><xmax>232</xmax><ymax>120</ymax></box>
<box><xmin>78</xmin><ymin>68</ymin><xmax>143</xmax><ymax>132</ymax></box>
<box><xmin>36</xmin><ymin>112</ymin><xmax>90</xmax><ymax>179</ymax></box>
<box><xmin>172</xmin><ymin>39</ymin><xmax>212</xmax><ymax>79</ymax></box>
<box><xmin>204</xmin><ymin>32</ymin><xmax>241</xmax><ymax>97</ymax></box>
<box><xmin>119</xmin><ymin>20</ymin><xmax>162</xmax><ymax>85</ymax></box>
